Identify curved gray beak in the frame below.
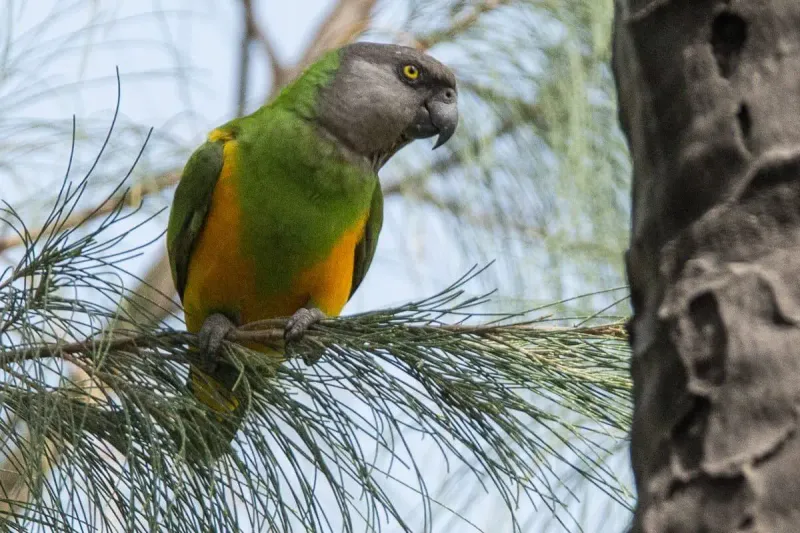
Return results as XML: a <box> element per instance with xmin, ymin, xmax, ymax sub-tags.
<box><xmin>405</xmin><ymin>87</ymin><xmax>459</xmax><ymax>149</ymax></box>
<box><xmin>428</xmin><ymin>89</ymin><xmax>458</xmax><ymax>149</ymax></box>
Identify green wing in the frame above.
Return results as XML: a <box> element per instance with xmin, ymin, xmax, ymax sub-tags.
<box><xmin>349</xmin><ymin>182</ymin><xmax>384</xmax><ymax>300</ymax></box>
<box><xmin>167</xmin><ymin>140</ymin><xmax>225</xmax><ymax>300</ymax></box>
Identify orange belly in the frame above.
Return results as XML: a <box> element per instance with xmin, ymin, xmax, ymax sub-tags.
<box><xmin>181</xmin><ymin>139</ymin><xmax>367</xmax><ymax>334</ymax></box>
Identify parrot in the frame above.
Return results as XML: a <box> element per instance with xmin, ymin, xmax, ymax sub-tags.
<box><xmin>166</xmin><ymin>42</ymin><xmax>458</xmax><ymax>457</ymax></box>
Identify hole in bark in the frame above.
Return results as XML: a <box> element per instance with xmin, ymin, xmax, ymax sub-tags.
<box><xmin>740</xmin><ymin>156</ymin><xmax>800</xmax><ymax>203</ymax></box>
<box><xmin>688</xmin><ymin>293</ymin><xmax>726</xmax><ymax>386</ymax></box>
<box><xmin>739</xmin><ymin>516</ymin><xmax>754</xmax><ymax>530</ymax></box>
<box><xmin>737</xmin><ymin>103</ymin><xmax>751</xmax><ymax>144</ymax></box>
<box><xmin>667</xmin><ymin>474</ymin><xmax>749</xmax><ymax>527</ymax></box>
<box><xmin>711</xmin><ymin>12</ymin><xmax>747</xmax><ymax>78</ymax></box>
<box><xmin>672</xmin><ymin>397</ymin><xmax>711</xmax><ymax>471</ymax></box>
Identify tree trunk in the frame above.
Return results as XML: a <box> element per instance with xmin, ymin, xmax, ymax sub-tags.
<box><xmin>613</xmin><ymin>0</ymin><xmax>800</xmax><ymax>531</ymax></box>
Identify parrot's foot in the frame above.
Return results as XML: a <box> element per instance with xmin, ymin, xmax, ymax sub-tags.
<box><xmin>285</xmin><ymin>307</ymin><xmax>325</xmax><ymax>365</ymax></box>
<box><xmin>285</xmin><ymin>307</ymin><xmax>326</xmax><ymax>342</ymax></box>
<box><xmin>197</xmin><ymin>313</ymin><xmax>236</xmax><ymax>372</ymax></box>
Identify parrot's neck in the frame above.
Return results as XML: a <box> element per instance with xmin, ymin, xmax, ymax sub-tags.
<box><xmin>271</xmin><ymin>49</ymin><xmax>341</xmax><ymax>122</ymax></box>
<box><xmin>370</xmin><ymin>135</ymin><xmax>412</xmax><ymax>172</ymax></box>
<box><xmin>315</xmin><ymin>122</ymin><xmax>391</xmax><ymax>175</ymax></box>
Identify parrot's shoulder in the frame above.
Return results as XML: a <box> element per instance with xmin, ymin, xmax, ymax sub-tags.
<box><xmin>206</xmin><ymin>117</ymin><xmax>243</xmax><ymax>144</ymax></box>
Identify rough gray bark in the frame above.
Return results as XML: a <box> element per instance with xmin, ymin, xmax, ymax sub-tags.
<box><xmin>613</xmin><ymin>0</ymin><xmax>800</xmax><ymax>531</ymax></box>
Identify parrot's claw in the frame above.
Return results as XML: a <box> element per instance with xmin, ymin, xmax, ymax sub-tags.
<box><xmin>197</xmin><ymin>313</ymin><xmax>236</xmax><ymax>372</ymax></box>
<box><xmin>285</xmin><ymin>307</ymin><xmax>326</xmax><ymax>342</ymax></box>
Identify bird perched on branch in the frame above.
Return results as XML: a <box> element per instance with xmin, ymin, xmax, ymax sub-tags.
<box><xmin>166</xmin><ymin>42</ymin><xmax>458</xmax><ymax>458</ymax></box>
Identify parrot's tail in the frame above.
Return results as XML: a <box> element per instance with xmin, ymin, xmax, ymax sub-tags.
<box><xmin>189</xmin><ymin>365</ymin><xmax>243</xmax><ymax>414</ymax></box>
<box><xmin>179</xmin><ymin>362</ymin><xmax>249</xmax><ymax>462</ymax></box>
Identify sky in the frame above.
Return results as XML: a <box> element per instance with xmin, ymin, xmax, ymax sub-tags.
<box><xmin>0</xmin><ymin>1</ymin><xmax>633</xmax><ymax>531</ymax></box>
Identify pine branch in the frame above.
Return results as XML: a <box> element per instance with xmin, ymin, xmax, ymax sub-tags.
<box><xmin>0</xmin><ymin>102</ymin><xmax>632</xmax><ymax>531</ymax></box>
<box><xmin>2</xmin><ymin>277</ymin><xmax>632</xmax><ymax>531</ymax></box>
<box><xmin>1</xmin><ymin>316</ymin><xmax>627</xmax><ymax>367</ymax></box>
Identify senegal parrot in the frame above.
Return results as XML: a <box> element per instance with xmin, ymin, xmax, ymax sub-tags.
<box><xmin>166</xmin><ymin>42</ymin><xmax>458</xmax><ymax>456</ymax></box>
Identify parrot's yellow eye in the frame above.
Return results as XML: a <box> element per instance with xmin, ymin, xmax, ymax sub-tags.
<box><xmin>402</xmin><ymin>64</ymin><xmax>420</xmax><ymax>81</ymax></box>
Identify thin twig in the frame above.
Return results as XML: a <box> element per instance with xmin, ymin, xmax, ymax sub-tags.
<box><xmin>234</xmin><ymin>0</ymin><xmax>253</xmax><ymax>117</ymax></box>
<box><xmin>236</xmin><ymin>0</ymin><xmax>289</xmax><ymax>115</ymax></box>
<box><xmin>0</xmin><ymin>171</ymin><xmax>179</xmax><ymax>254</ymax></box>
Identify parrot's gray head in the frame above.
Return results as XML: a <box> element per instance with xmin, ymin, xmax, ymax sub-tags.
<box><xmin>317</xmin><ymin>42</ymin><xmax>458</xmax><ymax>170</ymax></box>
